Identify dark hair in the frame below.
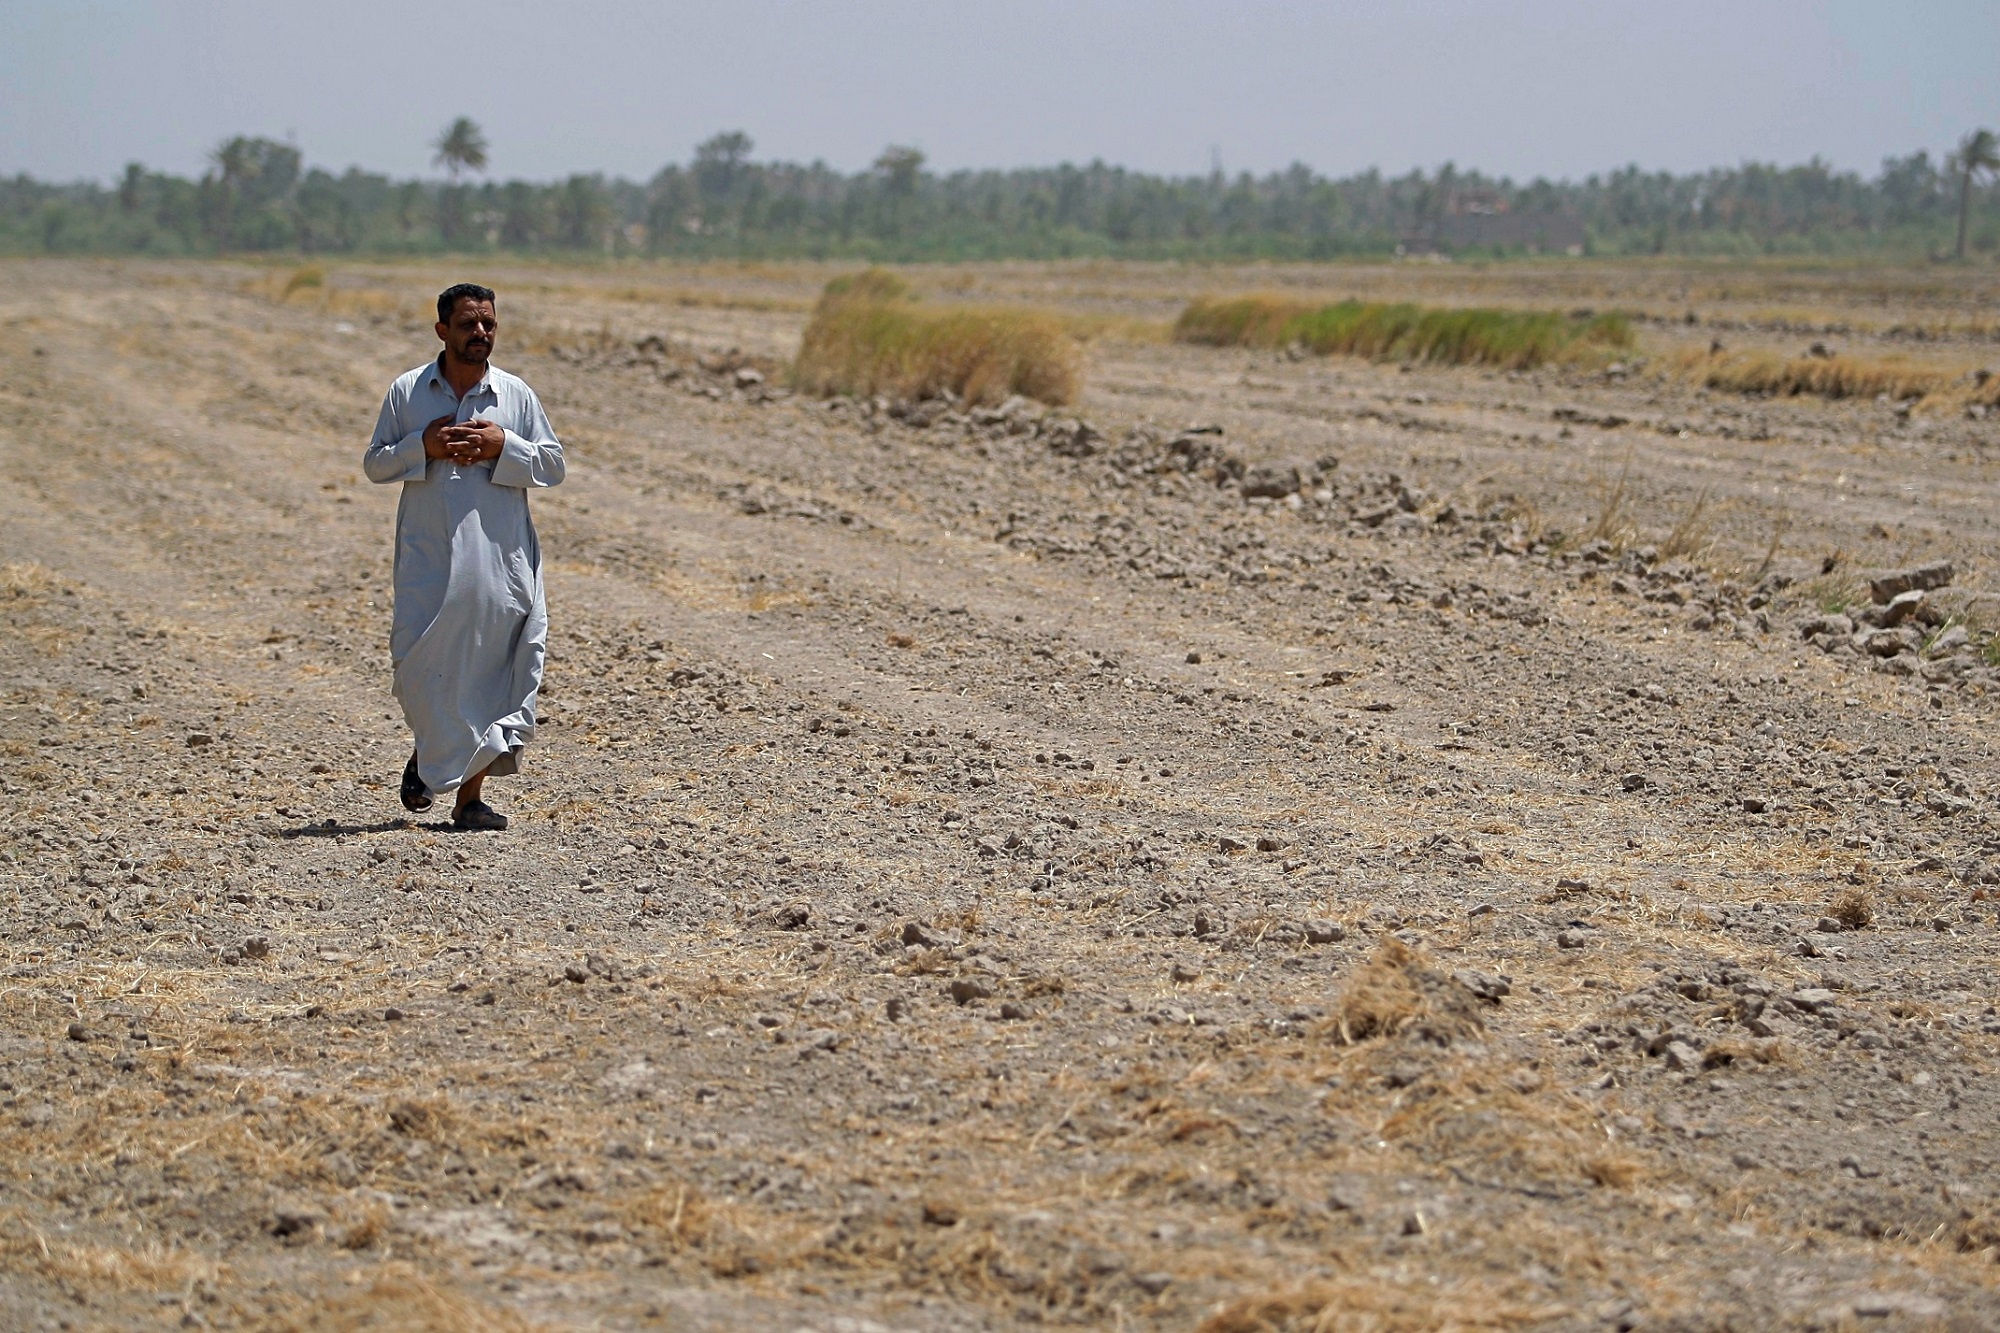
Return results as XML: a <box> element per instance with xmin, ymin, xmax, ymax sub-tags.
<box><xmin>437</xmin><ymin>283</ymin><xmax>496</xmax><ymax>323</ymax></box>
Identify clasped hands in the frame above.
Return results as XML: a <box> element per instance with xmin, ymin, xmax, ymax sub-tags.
<box><xmin>423</xmin><ymin>415</ymin><xmax>505</xmax><ymax>466</ymax></box>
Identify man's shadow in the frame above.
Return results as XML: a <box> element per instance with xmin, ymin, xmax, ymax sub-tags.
<box><xmin>276</xmin><ymin>817</ymin><xmax>456</xmax><ymax>839</ymax></box>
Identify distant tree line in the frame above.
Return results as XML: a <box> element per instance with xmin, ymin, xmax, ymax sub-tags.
<box><xmin>6</xmin><ymin>127</ymin><xmax>1997</xmax><ymax>261</ymax></box>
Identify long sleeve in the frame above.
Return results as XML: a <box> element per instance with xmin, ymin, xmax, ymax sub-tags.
<box><xmin>363</xmin><ymin>383</ymin><xmax>429</xmax><ymax>484</ymax></box>
<box><xmin>490</xmin><ymin>388</ymin><xmax>566</xmax><ymax>490</ymax></box>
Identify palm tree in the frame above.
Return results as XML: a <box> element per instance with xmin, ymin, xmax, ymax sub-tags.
<box><xmin>874</xmin><ymin>145</ymin><xmax>925</xmax><ymax>196</ymax></box>
<box><xmin>210</xmin><ymin>137</ymin><xmax>257</xmax><ymax>190</ymax></box>
<box><xmin>693</xmin><ymin>130</ymin><xmax>754</xmax><ymax>200</ymax></box>
<box><xmin>204</xmin><ymin>137</ymin><xmax>256</xmax><ymax>247</ymax></box>
<box><xmin>207</xmin><ymin>136</ymin><xmax>295</xmax><ymax>247</ymax></box>
<box><xmin>1952</xmin><ymin>128</ymin><xmax>1998</xmax><ymax>260</ymax></box>
<box><xmin>433</xmin><ymin>117</ymin><xmax>489</xmax><ymax>182</ymax></box>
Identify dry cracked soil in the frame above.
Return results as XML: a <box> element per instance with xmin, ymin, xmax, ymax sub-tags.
<box><xmin>4</xmin><ymin>257</ymin><xmax>2000</xmax><ymax>1332</ymax></box>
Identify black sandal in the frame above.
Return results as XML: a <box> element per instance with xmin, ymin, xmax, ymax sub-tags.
<box><xmin>400</xmin><ymin>753</ymin><xmax>433</xmax><ymax>813</ymax></box>
<box><xmin>452</xmin><ymin>799</ymin><xmax>508</xmax><ymax>832</ymax></box>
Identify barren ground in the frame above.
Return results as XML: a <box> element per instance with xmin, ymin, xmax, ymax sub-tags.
<box><xmin>4</xmin><ymin>257</ymin><xmax>2000</xmax><ymax>1332</ymax></box>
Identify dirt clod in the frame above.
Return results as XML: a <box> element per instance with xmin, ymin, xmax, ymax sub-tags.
<box><xmin>947</xmin><ymin>978</ymin><xmax>991</xmax><ymax>1005</ymax></box>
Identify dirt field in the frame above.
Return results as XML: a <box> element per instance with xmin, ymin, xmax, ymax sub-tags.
<box><xmin>4</xmin><ymin>256</ymin><xmax>2000</xmax><ymax>1331</ymax></box>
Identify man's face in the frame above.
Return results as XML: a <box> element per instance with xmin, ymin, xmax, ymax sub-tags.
<box><xmin>436</xmin><ymin>298</ymin><xmax>497</xmax><ymax>365</ymax></box>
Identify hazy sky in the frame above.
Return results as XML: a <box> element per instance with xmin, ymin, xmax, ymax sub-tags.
<box><xmin>4</xmin><ymin>1</ymin><xmax>1995</xmax><ymax>185</ymax></box>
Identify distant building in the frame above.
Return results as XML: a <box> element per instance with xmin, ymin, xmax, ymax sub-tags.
<box><xmin>1400</xmin><ymin>190</ymin><xmax>1586</xmax><ymax>256</ymax></box>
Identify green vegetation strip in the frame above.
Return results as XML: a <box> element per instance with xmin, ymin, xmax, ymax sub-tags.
<box><xmin>1174</xmin><ymin>295</ymin><xmax>1634</xmax><ymax>370</ymax></box>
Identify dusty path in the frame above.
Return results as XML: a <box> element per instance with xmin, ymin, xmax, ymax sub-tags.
<box><xmin>4</xmin><ymin>259</ymin><xmax>2000</xmax><ymax>1331</ymax></box>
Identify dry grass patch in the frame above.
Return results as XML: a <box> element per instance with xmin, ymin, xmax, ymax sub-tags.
<box><xmin>247</xmin><ymin>268</ymin><xmax>429</xmax><ymax>323</ymax></box>
<box><xmin>791</xmin><ymin>269</ymin><xmax>1082</xmax><ymax>406</ymax></box>
<box><xmin>1956</xmin><ymin>1211</ymin><xmax>2000</xmax><ymax>1262</ymax></box>
<box><xmin>0</xmin><ymin>1220</ymin><xmax>225</xmax><ymax>1294</ymax></box>
<box><xmin>808</xmin><ymin>1200</ymin><xmax>1149</xmax><ymax>1322</ymax></box>
<box><xmin>1050</xmin><ymin>310</ymin><xmax>1170</xmax><ymax>344</ymax></box>
<box><xmin>1320</xmin><ymin>943</ymin><xmax>1651</xmax><ymax>1199</ymax></box>
<box><xmin>1583</xmin><ymin>455</ymin><xmax>1637</xmax><ymax>550</ymax></box>
<box><xmin>1657</xmin><ymin>487</ymin><xmax>1716</xmax><ymax>563</ymax></box>
<box><xmin>280</xmin><ymin>264</ymin><xmax>326</xmax><ymax>300</ymax></box>
<box><xmin>1331</xmin><ymin>937</ymin><xmax>1485</xmax><ymax>1046</ymax></box>
<box><xmin>614</xmin><ymin>1181</ymin><xmax>810</xmax><ymax>1276</ymax></box>
<box><xmin>1175</xmin><ymin>295</ymin><xmax>1633</xmax><ymax>370</ymax></box>
<box><xmin>1829</xmin><ymin>885</ymin><xmax>1875</xmax><ymax>930</ymax></box>
<box><xmin>274</xmin><ymin>1264</ymin><xmax>542</xmax><ymax>1332</ymax></box>
<box><xmin>1666</xmin><ymin>343</ymin><xmax>2000</xmax><ymax>410</ymax></box>
<box><xmin>1</xmin><ymin>560</ymin><xmax>72</xmax><ymax>601</ymax></box>
<box><xmin>1199</xmin><ymin>1274</ymin><xmax>1556</xmax><ymax>1332</ymax></box>
<box><xmin>618</xmin><ymin>1181</ymin><xmax>714</xmax><ymax>1254</ymax></box>
<box><xmin>1700</xmin><ymin>1037</ymin><xmax>1792</xmax><ymax>1069</ymax></box>
<box><xmin>593</xmin><ymin>283</ymin><xmax>808</xmax><ymax>313</ymax></box>
<box><xmin>324</xmin><ymin>286</ymin><xmax>416</xmax><ymax>321</ymax></box>
<box><xmin>1371</xmin><ymin>1058</ymin><xmax>1644</xmax><ymax>1195</ymax></box>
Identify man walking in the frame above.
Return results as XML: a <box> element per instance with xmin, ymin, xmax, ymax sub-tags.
<box><xmin>364</xmin><ymin>283</ymin><xmax>565</xmax><ymax>830</ymax></box>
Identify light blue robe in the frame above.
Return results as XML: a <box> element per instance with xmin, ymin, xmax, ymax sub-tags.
<box><xmin>364</xmin><ymin>356</ymin><xmax>565</xmax><ymax>798</ymax></box>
